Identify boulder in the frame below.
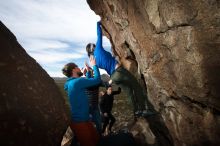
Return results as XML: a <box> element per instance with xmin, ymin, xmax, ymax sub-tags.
<box><xmin>87</xmin><ymin>0</ymin><xmax>220</xmax><ymax>145</ymax></box>
<box><xmin>0</xmin><ymin>21</ymin><xmax>70</xmax><ymax>146</ymax></box>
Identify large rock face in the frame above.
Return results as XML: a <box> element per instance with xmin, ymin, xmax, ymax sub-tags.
<box><xmin>0</xmin><ymin>22</ymin><xmax>70</xmax><ymax>146</ymax></box>
<box><xmin>87</xmin><ymin>0</ymin><xmax>220</xmax><ymax>145</ymax></box>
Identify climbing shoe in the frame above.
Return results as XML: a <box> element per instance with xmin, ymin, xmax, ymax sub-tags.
<box><xmin>142</xmin><ymin>110</ymin><xmax>158</xmax><ymax>117</ymax></box>
<box><xmin>134</xmin><ymin>111</ymin><xmax>142</xmax><ymax>118</ymax></box>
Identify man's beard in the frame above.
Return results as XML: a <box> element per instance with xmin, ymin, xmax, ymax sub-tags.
<box><xmin>77</xmin><ymin>71</ymin><xmax>83</xmax><ymax>77</ymax></box>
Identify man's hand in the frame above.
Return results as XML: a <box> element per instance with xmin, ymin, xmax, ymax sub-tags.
<box><xmin>97</xmin><ymin>21</ymin><xmax>102</xmax><ymax>26</ymax></box>
<box><xmin>89</xmin><ymin>55</ymin><xmax>96</xmax><ymax>66</ymax></box>
<box><xmin>108</xmin><ymin>79</ymin><xmax>112</xmax><ymax>85</ymax></box>
<box><xmin>84</xmin><ymin>61</ymin><xmax>90</xmax><ymax>71</ymax></box>
<box><xmin>81</xmin><ymin>67</ymin><xmax>87</xmax><ymax>76</ymax></box>
<box><xmin>104</xmin><ymin>112</ymin><xmax>108</xmax><ymax>117</ymax></box>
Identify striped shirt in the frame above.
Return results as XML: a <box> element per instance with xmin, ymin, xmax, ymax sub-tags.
<box><xmin>86</xmin><ymin>85</ymin><xmax>99</xmax><ymax>108</ymax></box>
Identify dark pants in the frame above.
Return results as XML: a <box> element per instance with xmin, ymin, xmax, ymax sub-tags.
<box><xmin>111</xmin><ymin>66</ymin><xmax>153</xmax><ymax>112</ymax></box>
<box><xmin>89</xmin><ymin>106</ymin><xmax>102</xmax><ymax>134</ymax></box>
<box><xmin>102</xmin><ymin>113</ymin><xmax>116</xmax><ymax>133</ymax></box>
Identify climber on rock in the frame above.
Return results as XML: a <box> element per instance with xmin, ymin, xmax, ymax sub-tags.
<box><xmin>82</xmin><ymin>62</ymin><xmax>104</xmax><ymax>135</ymax></box>
<box><xmin>86</xmin><ymin>21</ymin><xmax>157</xmax><ymax>118</ymax></box>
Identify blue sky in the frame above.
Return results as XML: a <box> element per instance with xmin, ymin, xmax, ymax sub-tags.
<box><xmin>0</xmin><ymin>0</ymin><xmax>111</xmax><ymax>77</ymax></box>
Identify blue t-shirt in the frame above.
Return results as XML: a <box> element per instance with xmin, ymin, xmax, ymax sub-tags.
<box><xmin>94</xmin><ymin>21</ymin><xmax>117</xmax><ymax>75</ymax></box>
<box><xmin>64</xmin><ymin>65</ymin><xmax>101</xmax><ymax>122</ymax></box>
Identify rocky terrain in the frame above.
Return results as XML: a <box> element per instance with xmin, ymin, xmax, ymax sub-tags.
<box><xmin>0</xmin><ymin>22</ymin><xmax>70</xmax><ymax>146</ymax></box>
<box><xmin>87</xmin><ymin>0</ymin><xmax>220</xmax><ymax>145</ymax></box>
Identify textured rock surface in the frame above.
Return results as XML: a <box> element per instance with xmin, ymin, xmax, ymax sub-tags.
<box><xmin>87</xmin><ymin>0</ymin><xmax>220</xmax><ymax>145</ymax></box>
<box><xmin>0</xmin><ymin>22</ymin><xmax>70</xmax><ymax>146</ymax></box>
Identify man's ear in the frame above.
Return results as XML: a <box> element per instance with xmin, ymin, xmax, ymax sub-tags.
<box><xmin>71</xmin><ymin>69</ymin><xmax>75</xmax><ymax>76</ymax></box>
<box><xmin>86</xmin><ymin>47</ymin><xmax>90</xmax><ymax>53</ymax></box>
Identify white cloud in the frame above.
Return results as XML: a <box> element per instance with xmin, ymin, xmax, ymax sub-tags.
<box><xmin>30</xmin><ymin>51</ymin><xmax>84</xmax><ymax>64</ymax></box>
<box><xmin>0</xmin><ymin>0</ymin><xmax>100</xmax><ymax>44</ymax></box>
<box><xmin>48</xmin><ymin>68</ymin><xmax>108</xmax><ymax>78</ymax></box>
<box><xmin>48</xmin><ymin>71</ymin><xmax>64</xmax><ymax>78</ymax></box>
<box><xmin>22</xmin><ymin>39</ymin><xmax>70</xmax><ymax>51</ymax></box>
<box><xmin>0</xmin><ymin>0</ymin><xmax>113</xmax><ymax>77</ymax></box>
<box><xmin>103</xmin><ymin>36</ymin><xmax>112</xmax><ymax>48</ymax></box>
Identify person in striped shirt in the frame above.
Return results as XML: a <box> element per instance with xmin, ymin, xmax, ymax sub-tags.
<box><xmin>83</xmin><ymin>64</ymin><xmax>102</xmax><ymax>134</ymax></box>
